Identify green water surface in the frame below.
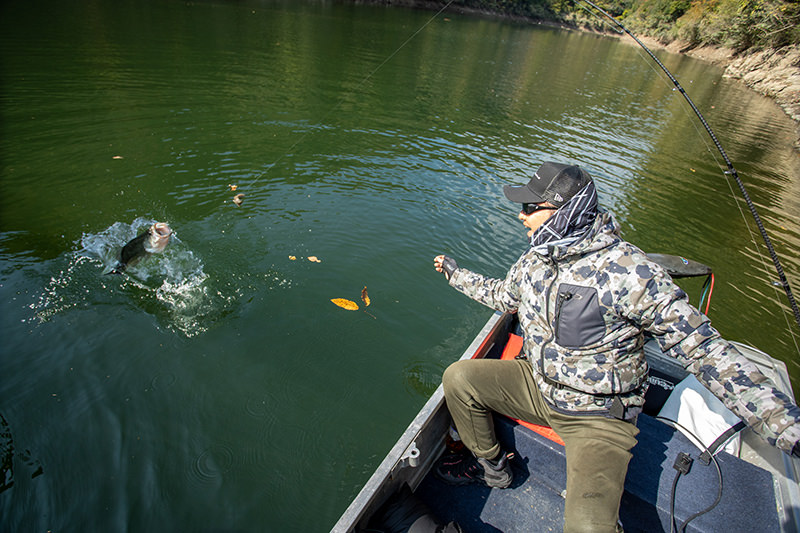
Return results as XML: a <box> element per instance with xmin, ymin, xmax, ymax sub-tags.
<box><xmin>2</xmin><ymin>1</ymin><xmax>799</xmax><ymax>531</ymax></box>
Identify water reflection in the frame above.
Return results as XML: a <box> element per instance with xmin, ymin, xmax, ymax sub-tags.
<box><xmin>1</xmin><ymin>1</ymin><xmax>799</xmax><ymax>531</ymax></box>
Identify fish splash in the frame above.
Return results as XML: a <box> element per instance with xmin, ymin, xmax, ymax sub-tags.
<box><xmin>29</xmin><ymin>218</ymin><xmax>229</xmax><ymax>337</ymax></box>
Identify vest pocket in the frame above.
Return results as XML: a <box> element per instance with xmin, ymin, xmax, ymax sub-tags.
<box><xmin>555</xmin><ymin>283</ymin><xmax>605</xmax><ymax>348</ymax></box>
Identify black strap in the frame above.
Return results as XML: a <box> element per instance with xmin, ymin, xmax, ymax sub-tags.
<box><xmin>539</xmin><ymin>372</ymin><xmax>640</xmax><ymax>398</ymax></box>
<box><xmin>538</xmin><ymin>372</ymin><xmax>643</xmax><ymax>420</ymax></box>
<box><xmin>699</xmin><ymin>421</ymin><xmax>747</xmax><ymax>464</ymax></box>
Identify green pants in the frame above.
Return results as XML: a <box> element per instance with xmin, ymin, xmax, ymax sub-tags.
<box><xmin>442</xmin><ymin>358</ymin><xmax>639</xmax><ymax>533</ymax></box>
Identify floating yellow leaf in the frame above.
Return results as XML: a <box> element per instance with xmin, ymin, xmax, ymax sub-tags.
<box><xmin>289</xmin><ymin>255</ymin><xmax>296</xmax><ymax>261</ymax></box>
<box><xmin>331</xmin><ymin>298</ymin><xmax>359</xmax><ymax>311</ymax></box>
<box><xmin>308</xmin><ymin>256</ymin><xmax>321</xmax><ymax>263</ymax></box>
<box><xmin>229</xmin><ymin>184</ymin><xmax>238</xmax><ymax>191</ymax></box>
<box><xmin>361</xmin><ymin>286</ymin><xmax>371</xmax><ymax>307</ymax></box>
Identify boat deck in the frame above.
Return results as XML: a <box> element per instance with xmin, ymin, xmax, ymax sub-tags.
<box><xmin>416</xmin><ymin>412</ymin><xmax>780</xmax><ymax>532</ymax></box>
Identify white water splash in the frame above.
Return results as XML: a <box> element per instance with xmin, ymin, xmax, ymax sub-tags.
<box><xmin>28</xmin><ymin>218</ymin><xmax>231</xmax><ymax>338</ymax></box>
<box><xmin>154</xmin><ymin>271</ymin><xmax>221</xmax><ymax>337</ymax></box>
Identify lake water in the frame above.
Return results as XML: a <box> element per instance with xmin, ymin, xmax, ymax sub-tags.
<box><xmin>2</xmin><ymin>0</ymin><xmax>799</xmax><ymax>531</ymax></box>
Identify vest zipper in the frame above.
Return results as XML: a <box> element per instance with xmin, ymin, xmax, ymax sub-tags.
<box><xmin>554</xmin><ymin>291</ymin><xmax>573</xmax><ymax>340</ymax></box>
<box><xmin>539</xmin><ymin>256</ymin><xmax>560</xmax><ymax>377</ymax></box>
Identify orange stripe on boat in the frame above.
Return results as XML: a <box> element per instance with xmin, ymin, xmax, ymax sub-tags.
<box><xmin>500</xmin><ymin>334</ymin><xmax>565</xmax><ymax>447</ymax></box>
<box><xmin>500</xmin><ymin>333</ymin><xmax>524</xmax><ymax>360</ymax></box>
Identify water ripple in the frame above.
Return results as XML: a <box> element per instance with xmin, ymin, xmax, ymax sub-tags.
<box><xmin>148</xmin><ymin>373</ymin><xmax>176</xmax><ymax>391</ymax></box>
<box><xmin>190</xmin><ymin>444</ymin><xmax>235</xmax><ymax>485</ymax></box>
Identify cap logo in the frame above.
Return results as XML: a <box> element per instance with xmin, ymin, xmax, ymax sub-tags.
<box><xmin>553</xmin><ymin>193</ymin><xmax>564</xmax><ymax>202</ymax></box>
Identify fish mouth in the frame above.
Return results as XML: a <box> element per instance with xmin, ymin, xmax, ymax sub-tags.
<box><xmin>151</xmin><ymin>222</ymin><xmax>172</xmax><ymax>238</ymax></box>
<box><xmin>146</xmin><ymin>222</ymin><xmax>172</xmax><ymax>254</ymax></box>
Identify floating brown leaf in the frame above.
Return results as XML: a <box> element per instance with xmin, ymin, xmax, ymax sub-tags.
<box><xmin>361</xmin><ymin>286</ymin><xmax>371</xmax><ymax>307</ymax></box>
<box><xmin>308</xmin><ymin>256</ymin><xmax>321</xmax><ymax>263</ymax></box>
<box><xmin>229</xmin><ymin>184</ymin><xmax>238</xmax><ymax>191</ymax></box>
<box><xmin>233</xmin><ymin>193</ymin><xmax>245</xmax><ymax>206</ymax></box>
<box><xmin>331</xmin><ymin>298</ymin><xmax>359</xmax><ymax>311</ymax></box>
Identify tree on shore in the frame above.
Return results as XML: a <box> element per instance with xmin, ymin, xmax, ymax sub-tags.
<box><xmin>621</xmin><ymin>0</ymin><xmax>800</xmax><ymax>51</ymax></box>
<box><xmin>449</xmin><ymin>0</ymin><xmax>800</xmax><ymax>51</ymax></box>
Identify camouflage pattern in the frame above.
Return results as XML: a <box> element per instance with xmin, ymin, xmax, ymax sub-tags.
<box><xmin>449</xmin><ymin>209</ymin><xmax>800</xmax><ymax>454</ymax></box>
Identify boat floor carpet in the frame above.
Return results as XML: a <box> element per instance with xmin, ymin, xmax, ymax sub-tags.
<box><xmin>417</xmin><ymin>414</ymin><xmax>779</xmax><ymax>532</ymax></box>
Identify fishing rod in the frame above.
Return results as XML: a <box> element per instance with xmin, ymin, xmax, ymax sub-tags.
<box><xmin>578</xmin><ymin>0</ymin><xmax>800</xmax><ymax>332</ymax></box>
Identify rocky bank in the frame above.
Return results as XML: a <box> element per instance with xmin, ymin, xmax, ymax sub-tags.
<box><xmin>639</xmin><ymin>38</ymin><xmax>800</xmax><ymax>124</ymax></box>
<box><xmin>621</xmin><ymin>37</ymin><xmax>800</xmax><ymax>148</ymax></box>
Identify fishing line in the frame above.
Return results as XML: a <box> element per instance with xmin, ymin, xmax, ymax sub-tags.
<box><xmin>635</xmin><ymin>55</ymin><xmax>800</xmax><ymax>351</ymax></box>
<box><xmin>589</xmin><ymin>28</ymin><xmax>796</xmax><ymax>345</ymax></box>
<box><xmin>716</xmin><ymin>158</ymin><xmax>800</xmax><ymax>353</ymax></box>
<box><xmin>578</xmin><ymin>0</ymin><xmax>800</xmax><ymax>334</ymax></box>
<box><xmin>631</xmin><ymin>42</ymin><xmax>800</xmax><ymax>349</ymax></box>
<box><xmin>634</xmin><ymin>54</ymin><xmax>799</xmax><ymax>349</ymax></box>
<box><xmin>245</xmin><ymin>0</ymin><xmax>456</xmax><ymax>190</ymax></box>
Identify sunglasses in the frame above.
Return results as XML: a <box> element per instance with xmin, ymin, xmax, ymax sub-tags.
<box><xmin>521</xmin><ymin>203</ymin><xmax>556</xmax><ymax>215</ymax></box>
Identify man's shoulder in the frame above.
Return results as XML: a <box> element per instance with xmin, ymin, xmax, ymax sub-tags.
<box><xmin>566</xmin><ymin>239</ymin><xmax>666</xmax><ymax>288</ymax></box>
<box><xmin>578</xmin><ymin>236</ymin><xmax>647</xmax><ymax>265</ymax></box>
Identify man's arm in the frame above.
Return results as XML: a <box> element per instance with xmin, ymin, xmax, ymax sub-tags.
<box><xmin>433</xmin><ymin>254</ymin><xmax>522</xmax><ymax>314</ymax></box>
<box><xmin>626</xmin><ymin>259</ymin><xmax>800</xmax><ymax>455</ymax></box>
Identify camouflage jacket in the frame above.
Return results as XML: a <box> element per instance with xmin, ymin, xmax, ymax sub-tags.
<box><xmin>449</xmin><ymin>209</ymin><xmax>800</xmax><ymax>454</ymax></box>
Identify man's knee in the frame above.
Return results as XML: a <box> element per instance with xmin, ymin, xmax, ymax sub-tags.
<box><xmin>442</xmin><ymin>360</ymin><xmax>474</xmax><ymax>396</ymax></box>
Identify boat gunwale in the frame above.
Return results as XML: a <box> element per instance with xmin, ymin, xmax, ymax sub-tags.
<box><xmin>331</xmin><ymin>311</ymin><xmax>512</xmax><ymax>533</ymax></box>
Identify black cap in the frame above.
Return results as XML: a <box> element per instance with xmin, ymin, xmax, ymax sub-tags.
<box><xmin>503</xmin><ymin>162</ymin><xmax>593</xmax><ymax>208</ymax></box>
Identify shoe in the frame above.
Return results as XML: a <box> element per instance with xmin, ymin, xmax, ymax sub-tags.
<box><xmin>434</xmin><ymin>451</ymin><xmax>513</xmax><ymax>489</ymax></box>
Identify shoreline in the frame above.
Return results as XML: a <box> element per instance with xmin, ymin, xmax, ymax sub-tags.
<box><xmin>606</xmin><ymin>33</ymin><xmax>800</xmax><ymax>124</ymax></box>
<box><xmin>597</xmin><ymin>32</ymin><xmax>800</xmax><ymax>149</ymax></box>
<box><xmin>364</xmin><ymin>1</ymin><xmax>800</xmax><ymax>144</ymax></box>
